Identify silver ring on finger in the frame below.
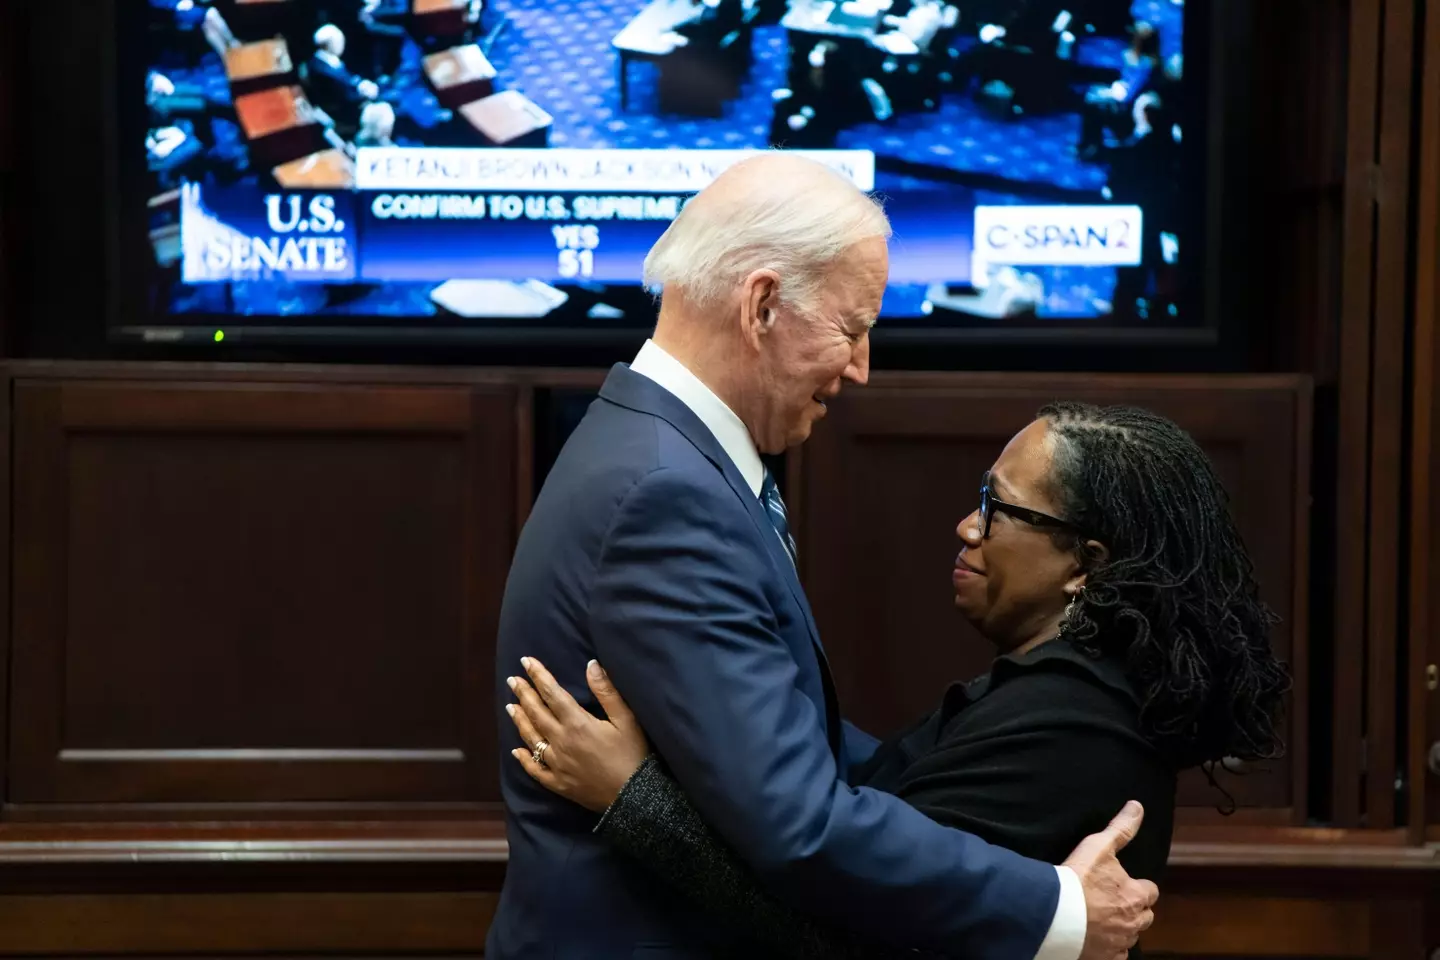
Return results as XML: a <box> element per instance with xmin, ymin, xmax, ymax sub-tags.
<box><xmin>532</xmin><ymin>739</ymin><xmax>550</xmax><ymax>768</ymax></box>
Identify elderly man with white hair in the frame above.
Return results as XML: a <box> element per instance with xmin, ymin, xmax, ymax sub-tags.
<box><xmin>488</xmin><ymin>152</ymin><xmax>1157</xmax><ymax>960</ymax></box>
<box><xmin>304</xmin><ymin>23</ymin><xmax>379</xmax><ymax>136</ymax></box>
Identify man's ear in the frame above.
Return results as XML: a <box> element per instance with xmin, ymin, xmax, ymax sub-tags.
<box><xmin>739</xmin><ymin>269</ymin><xmax>781</xmax><ymax>350</ymax></box>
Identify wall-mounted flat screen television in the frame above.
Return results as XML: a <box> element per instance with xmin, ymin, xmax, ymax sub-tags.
<box><xmin>102</xmin><ymin>0</ymin><xmax>1234</xmax><ymax>350</ymax></box>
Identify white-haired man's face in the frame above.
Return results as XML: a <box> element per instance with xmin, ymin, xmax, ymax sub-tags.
<box><xmin>743</xmin><ymin>237</ymin><xmax>887</xmax><ymax>454</ymax></box>
<box><xmin>318</xmin><ymin>26</ymin><xmax>346</xmax><ymax>57</ymax></box>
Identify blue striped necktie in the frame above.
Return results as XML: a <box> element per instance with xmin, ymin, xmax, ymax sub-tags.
<box><xmin>759</xmin><ymin>470</ymin><xmax>798</xmax><ymax>568</ymax></box>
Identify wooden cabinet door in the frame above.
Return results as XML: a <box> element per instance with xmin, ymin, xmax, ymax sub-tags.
<box><xmin>9</xmin><ymin>379</ymin><xmax>519</xmax><ymax>811</ymax></box>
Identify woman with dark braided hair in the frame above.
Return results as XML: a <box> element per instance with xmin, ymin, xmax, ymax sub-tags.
<box><xmin>503</xmin><ymin>402</ymin><xmax>1290</xmax><ymax>959</ymax></box>
<box><xmin>1033</xmin><ymin>402</ymin><xmax>1287</xmax><ymax>772</ymax></box>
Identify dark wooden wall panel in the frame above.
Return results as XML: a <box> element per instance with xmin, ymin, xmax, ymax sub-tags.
<box><xmin>1319</xmin><ymin>0</ymin><xmax>1430</xmax><ymax>834</ymax></box>
<box><xmin>792</xmin><ymin>375</ymin><xmax>1310</xmax><ymax>817</ymax></box>
<box><xmin>1252</xmin><ymin>0</ymin><xmax>1350</xmax><ymax>377</ymax></box>
<box><xmin>1332</xmin><ymin>0</ymin><xmax>1383</xmax><ymax>831</ymax></box>
<box><xmin>1359</xmin><ymin>0</ymin><xmax>1417</xmax><ymax>834</ymax></box>
<box><xmin>0</xmin><ymin>833</ymin><xmax>1417</xmax><ymax>957</ymax></box>
<box><xmin>0</xmin><ymin>0</ymin><xmax>1431</xmax><ymax>952</ymax></box>
<box><xmin>0</xmin><ymin>4</ymin><xmax>17</xmax><ymax>356</ymax></box>
<box><xmin>1416</xmin><ymin>0</ymin><xmax>1440</xmax><ymax>837</ymax></box>
<box><xmin>8</xmin><ymin>379</ymin><xmax>519</xmax><ymax>811</ymax></box>
<box><xmin>0</xmin><ymin>893</ymin><xmax>494</xmax><ymax>955</ymax></box>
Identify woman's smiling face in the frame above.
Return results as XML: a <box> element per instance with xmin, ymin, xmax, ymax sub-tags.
<box><xmin>951</xmin><ymin>419</ymin><xmax>1093</xmax><ymax>654</ymax></box>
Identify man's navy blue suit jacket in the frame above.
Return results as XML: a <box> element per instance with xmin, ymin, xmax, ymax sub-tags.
<box><xmin>488</xmin><ymin>364</ymin><xmax>1059</xmax><ymax>959</ymax></box>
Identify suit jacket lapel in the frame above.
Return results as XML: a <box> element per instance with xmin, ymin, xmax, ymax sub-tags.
<box><xmin>598</xmin><ymin>365</ymin><xmax>824</xmax><ymax>645</ymax></box>
<box><xmin>599</xmin><ymin>366</ymin><xmax>841</xmax><ymax>753</ymax></box>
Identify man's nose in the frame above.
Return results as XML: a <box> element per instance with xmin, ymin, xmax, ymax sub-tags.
<box><xmin>844</xmin><ymin>336</ymin><xmax>870</xmax><ymax>386</ymax></box>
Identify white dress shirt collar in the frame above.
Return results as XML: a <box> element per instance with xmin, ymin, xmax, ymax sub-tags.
<box><xmin>629</xmin><ymin>339</ymin><xmax>765</xmax><ymax>497</ymax></box>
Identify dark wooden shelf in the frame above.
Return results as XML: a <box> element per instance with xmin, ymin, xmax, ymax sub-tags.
<box><xmin>0</xmin><ymin>819</ymin><xmax>508</xmax><ymax>864</ymax></box>
<box><xmin>0</xmin><ymin>818</ymin><xmax>1430</xmax><ymax>872</ymax></box>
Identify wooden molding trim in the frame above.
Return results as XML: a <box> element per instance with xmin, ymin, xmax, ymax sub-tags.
<box><xmin>0</xmin><ymin>820</ymin><xmax>1429</xmax><ymax>870</ymax></box>
<box><xmin>1410</xmin><ymin>0</ymin><xmax>1440</xmax><ymax>841</ymax></box>
<box><xmin>1</xmin><ymin>360</ymin><xmax>611</xmax><ymax>390</ymax></box>
<box><xmin>0</xmin><ymin>891</ymin><xmax>1416</xmax><ymax>958</ymax></box>
<box><xmin>1168</xmin><ymin>842</ymin><xmax>1439</xmax><ymax>870</ymax></box>
<box><xmin>0</xmin><ymin>892</ymin><xmax>496</xmax><ymax>954</ymax></box>
<box><xmin>0</xmin><ymin>820</ymin><xmax>507</xmax><ymax>862</ymax></box>
<box><xmin>0</xmin><ymin>835</ymin><xmax>510</xmax><ymax>864</ymax></box>
<box><xmin>0</xmin><ymin>360</ymin><xmax>1311</xmax><ymax>393</ymax></box>
<box><xmin>1142</xmin><ymin>895</ymin><xmax>1370</xmax><ymax>957</ymax></box>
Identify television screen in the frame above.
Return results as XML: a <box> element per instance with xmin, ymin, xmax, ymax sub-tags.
<box><xmin>125</xmin><ymin>0</ymin><xmax>1197</xmax><ymax>346</ymax></box>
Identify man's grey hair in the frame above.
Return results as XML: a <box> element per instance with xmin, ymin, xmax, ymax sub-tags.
<box><xmin>314</xmin><ymin>23</ymin><xmax>345</xmax><ymax>54</ymax></box>
<box><xmin>642</xmin><ymin>155</ymin><xmax>891</xmax><ymax>316</ymax></box>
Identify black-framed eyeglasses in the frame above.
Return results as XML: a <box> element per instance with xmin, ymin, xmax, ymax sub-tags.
<box><xmin>977</xmin><ymin>470</ymin><xmax>1075</xmax><ymax>539</ymax></box>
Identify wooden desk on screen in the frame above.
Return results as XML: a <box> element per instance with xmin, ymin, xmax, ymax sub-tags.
<box><xmin>423</xmin><ymin>44</ymin><xmax>496</xmax><ymax>109</ymax></box>
<box><xmin>234</xmin><ymin>85</ymin><xmax>318</xmax><ymax>140</ymax></box>
<box><xmin>272</xmin><ymin>149</ymin><xmax>356</xmax><ymax>188</ymax></box>
<box><xmin>459</xmin><ymin>91</ymin><xmax>552</xmax><ymax>147</ymax></box>
<box><xmin>780</xmin><ymin>0</ymin><xmax>882</xmax><ymax>41</ymax></box>
<box><xmin>234</xmin><ymin>85</ymin><xmax>325</xmax><ymax>167</ymax></box>
<box><xmin>781</xmin><ymin>1</ymin><xmax>951</xmax><ymax>60</ymax></box>
<box><xmin>224</xmin><ymin>38</ymin><xmax>293</xmax><ymax>85</ymax></box>
<box><xmin>412</xmin><ymin>0</ymin><xmax>481</xmax><ymax>37</ymax></box>
<box><xmin>413</xmin><ymin>0</ymin><xmax>472</xmax><ymax>16</ymax></box>
<box><xmin>613</xmin><ymin>0</ymin><xmax>704</xmax><ymax>110</ymax></box>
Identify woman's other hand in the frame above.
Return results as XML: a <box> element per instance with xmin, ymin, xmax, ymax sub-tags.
<box><xmin>506</xmin><ymin>657</ymin><xmax>651</xmax><ymax>812</ymax></box>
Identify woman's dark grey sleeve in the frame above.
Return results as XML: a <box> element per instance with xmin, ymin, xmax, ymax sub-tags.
<box><xmin>595</xmin><ymin>755</ymin><xmax>924</xmax><ymax>960</ymax></box>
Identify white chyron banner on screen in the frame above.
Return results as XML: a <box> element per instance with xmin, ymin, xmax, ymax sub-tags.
<box><xmin>354</xmin><ymin>147</ymin><xmax>878</xmax><ymax>193</ymax></box>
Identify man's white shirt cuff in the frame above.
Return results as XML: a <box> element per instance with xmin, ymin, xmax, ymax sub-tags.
<box><xmin>1033</xmin><ymin>865</ymin><xmax>1086</xmax><ymax>960</ymax></box>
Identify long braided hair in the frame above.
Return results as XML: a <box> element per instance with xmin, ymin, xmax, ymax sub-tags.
<box><xmin>1038</xmin><ymin>402</ymin><xmax>1290</xmax><ymax>771</ymax></box>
